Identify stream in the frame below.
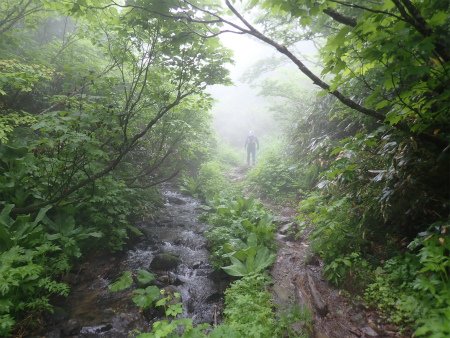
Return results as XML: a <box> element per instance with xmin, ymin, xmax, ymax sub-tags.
<box><xmin>43</xmin><ymin>185</ymin><xmax>226</xmax><ymax>337</ymax></box>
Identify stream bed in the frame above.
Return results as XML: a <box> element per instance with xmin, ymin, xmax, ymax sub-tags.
<box><xmin>43</xmin><ymin>186</ymin><xmax>226</xmax><ymax>337</ymax></box>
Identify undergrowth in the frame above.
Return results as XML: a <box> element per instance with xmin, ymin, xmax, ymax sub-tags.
<box><xmin>298</xmin><ymin>190</ymin><xmax>450</xmax><ymax>337</ymax></box>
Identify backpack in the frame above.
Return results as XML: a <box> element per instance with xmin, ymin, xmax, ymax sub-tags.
<box><xmin>248</xmin><ymin>135</ymin><xmax>256</xmax><ymax>145</ymax></box>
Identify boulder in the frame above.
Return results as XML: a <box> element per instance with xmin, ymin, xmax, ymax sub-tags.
<box><xmin>279</xmin><ymin>222</ymin><xmax>293</xmax><ymax>234</ymax></box>
<box><xmin>166</xmin><ymin>196</ymin><xmax>186</xmax><ymax>205</ymax></box>
<box><xmin>150</xmin><ymin>253</ymin><xmax>181</xmax><ymax>270</ymax></box>
<box><xmin>307</xmin><ymin>271</ymin><xmax>328</xmax><ymax>317</ymax></box>
<box><xmin>360</xmin><ymin>326</ymin><xmax>378</xmax><ymax>337</ymax></box>
<box><xmin>274</xmin><ymin>216</ymin><xmax>292</xmax><ymax>224</ymax></box>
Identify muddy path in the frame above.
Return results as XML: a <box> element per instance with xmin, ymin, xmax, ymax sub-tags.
<box><xmin>228</xmin><ymin>165</ymin><xmax>405</xmax><ymax>338</ymax></box>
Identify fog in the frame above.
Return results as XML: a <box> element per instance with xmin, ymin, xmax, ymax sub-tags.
<box><xmin>207</xmin><ymin>33</ymin><xmax>279</xmax><ymax>148</ymax></box>
<box><xmin>207</xmin><ymin>28</ymin><xmax>318</xmax><ymax>149</ymax></box>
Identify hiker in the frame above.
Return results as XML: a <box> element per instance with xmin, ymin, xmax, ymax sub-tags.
<box><xmin>244</xmin><ymin>130</ymin><xmax>259</xmax><ymax>165</ymax></box>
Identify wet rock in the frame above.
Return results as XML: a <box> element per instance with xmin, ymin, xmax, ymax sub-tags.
<box><xmin>62</xmin><ymin>318</ymin><xmax>81</xmax><ymax>335</ymax></box>
<box><xmin>166</xmin><ymin>196</ymin><xmax>186</xmax><ymax>205</ymax></box>
<box><xmin>315</xmin><ymin>333</ymin><xmax>329</xmax><ymax>338</ymax></box>
<box><xmin>281</xmin><ymin>206</ymin><xmax>296</xmax><ymax>217</ymax></box>
<box><xmin>150</xmin><ymin>253</ymin><xmax>181</xmax><ymax>270</ymax></box>
<box><xmin>209</xmin><ymin>269</ymin><xmax>230</xmax><ymax>281</ymax></box>
<box><xmin>351</xmin><ymin>312</ymin><xmax>366</xmax><ymax>324</ymax></box>
<box><xmin>307</xmin><ymin>271</ymin><xmax>328</xmax><ymax>316</ymax></box>
<box><xmin>275</xmin><ymin>233</ymin><xmax>287</xmax><ymax>241</ymax></box>
<box><xmin>383</xmin><ymin>323</ymin><xmax>398</xmax><ymax>332</ymax></box>
<box><xmin>329</xmin><ymin>289</ymin><xmax>340</xmax><ymax>298</ymax></box>
<box><xmin>110</xmin><ymin>312</ymin><xmax>149</xmax><ymax>334</ymax></box>
<box><xmin>293</xmin><ymin>274</ymin><xmax>312</xmax><ymax>310</ymax></box>
<box><xmin>305</xmin><ymin>252</ymin><xmax>320</xmax><ymax>266</ymax></box>
<box><xmin>273</xmin><ymin>285</ymin><xmax>291</xmax><ymax>305</ymax></box>
<box><xmin>367</xmin><ymin>318</ymin><xmax>378</xmax><ymax>330</ymax></box>
<box><xmin>274</xmin><ymin>216</ymin><xmax>292</xmax><ymax>224</ymax></box>
<box><xmin>44</xmin><ymin>328</ymin><xmax>61</xmax><ymax>338</ymax></box>
<box><xmin>291</xmin><ymin>321</ymin><xmax>306</xmax><ymax>335</ymax></box>
<box><xmin>50</xmin><ymin>306</ymin><xmax>69</xmax><ymax>321</ymax></box>
<box><xmin>360</xmin><ymin>326</ymin><xmax>378</xmax><ymax>336</ymax></box>
<box><xmin>80</xmin><ymin>323</ymin><xmax>113</xmax><ymax>334</ymax></box>
<box><xmin>153</xmin><ymin>275</ymin><xmax>170</xmax><ymax>287</ymax></box>
<box><xmin>286</xmin><ymin>232</ymin><xmax>297</xmax><ymax>241</ymax></box>
<box><xmin>193</xmin><ymin>261</ymin><xmax>203</xmax><ymax>269</ymax></box>
<box><xmin>206</xmin><ymin>292</ymin><xmax>222</xmax><ymax>303</ymax></box>
<box><xmin>62</xmin><ymin>272</ymin><xmax>80</xmax><ymax>285</ymax></box>
<box><xmin>279</xmin><ymin>222</ymin><xmax>293</xmax><ymax>234</ymax></box>
<box><xmin>351</xmin><ymin>299</ymin><xmax>368</xmax><ymax>310</ymax></box>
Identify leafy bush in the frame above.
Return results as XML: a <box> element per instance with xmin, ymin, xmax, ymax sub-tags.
<box><xmin>246</xmin><ymin>140</ymin><xmax>319</xmax><ymax>202</ymax></box>
<box><xmin>196</xmin><ymin>160</ymin><xmax>232</xmax><ymax>199</ymax></box>
<box><xmin>298</xmin><ymin>192</ymin><xmax>370</xmax><ymax>264</ymax></box>
<box><xmin>322</xmin><ymin>252</ymin><xmax>373</xmax><ymax>291</ymax></box>
<box><xmin>76</xmin><ymin>177</ymin><xmax>152</xmax><ymax>252</ymax></box>
<box><xmin>214</xmin><ymin>142</ymin><xmax>242</xmax><ymax>168</ymax></box>
<box><xmin>275</xmin><ymin>304</ymin><xmax>313</xmax><ymax>338</ymax></box>
<box><xmin>204</xmin><ymin>196</ymin><xmax>277</xmax><ymax>271</ymax></box>
<box><xmin>223</xmin><ymin>274</ymin><xmax>276</xmax><ymax>337</ymax></box>
<box><xmin>222</xmin><ymin>233</ymin><xmax>277</xmax><ymax>277</ymax></box>
<box><xmin>364</xmin><ymin>223</ymin><xmax>450</xmax><ymax>337</ymax></box>
<box><xmin>179</xmin><ymin>175</ymin><xmax>201</xmax><ymax>198</ymax></box>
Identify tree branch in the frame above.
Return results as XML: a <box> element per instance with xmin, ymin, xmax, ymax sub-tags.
<box><xmin>322</xmin><ymin>7</ymin><xmax>357</xmax><ymax>27</ymax></box>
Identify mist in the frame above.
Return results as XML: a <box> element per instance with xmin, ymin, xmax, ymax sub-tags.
<box><xmin>207</xmin><ymin>33</ymin><xmax>279</xmax><ymax>148</ymax></box>
<box><xmin>207</xmin><ymin>29</ymin><xmax>317</xmax><ymax>149</ymax></box>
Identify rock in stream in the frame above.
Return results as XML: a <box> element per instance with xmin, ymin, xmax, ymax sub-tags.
<box><xmin>42</xmin><ymin>185</ymin><xmax>226</xmax><ymax>337</ymax></box>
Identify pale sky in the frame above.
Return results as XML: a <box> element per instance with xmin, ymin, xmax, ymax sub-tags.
<box><xmin>206</xmin><ymin>7</ymin><xmax>318</xmax><ymax>146</ymax></box>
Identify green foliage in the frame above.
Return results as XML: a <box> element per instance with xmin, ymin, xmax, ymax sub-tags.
<box><xmin>137</xmin><ymin>270</ymin><xmax>156</xmax><ymax>286</ymax></box>
<box><xmin>223</xmin><ymin>274</ymin><xmax>276</xmax><ymax>337</ymax></box>
<box><xmin>108</xmin><ymin>271</ymin><xmax>134</xmax><ymax>292</ymax></box>
<box><xmin>221</xmin><ymin>233</ymin><xmax>276</xmax><ymax>277</ymax></box>
<box><xmin>204</xmin><ymin>195</ymin><xmax>277</xmax><ymax>271</ymax></box>
<box><xmin>275</xmin><ymin>304</ymin><xmax>313</xmax><ymax>338</ymax></box>
<box><xmin>323</xmin><ymin>252</ymin><xmax>373</xmax><ymax>291</ymax></box>
<box><xmin>222</xmin><ymin>247</ymin><xmax>276</xmax><ymax>277</ymax></box>
<box><xmin>196</xmin><ymin>160</ymin><xmax>232</xmax><ymax>199</ymax></box>
<box><xmin>109</xmin><ymin>270</ymin><xmax>220</xmax><ymax>338</ymax></box>
<box><xmin>214</xmin><ymin>143</ymin><xmax>242</xmax><ymax>167</ymax></box>
<box><xmin>0</xmin><ymin>314</ymin><xmax>15</xmax><ymax>337</ymax></box>
<box><xmin>133</xmin><ymin>286</ymin><xmax>161</xmax><ymax>309</ymax></box>
<box><xmin>179</xmin><ymin>176</ymin><xmax>201</xmax><ymax>198</ymax></box>
<box><xmin>364</xmin><ymin>223</ymin><xmax>450</xmax><ymax>336</ymax></box>
<box><xmin>0</xmin><ymin>245</ymin><xmax>70</xmax><ymax>334</ymax></box>
<box><xmin>247</xmin><ymin>140</ymin><xmax>318</xmax><ymax>202</ymax></box>
<box><xmin>298</xmin><ymin>192</ymin><xmax>367</xmax><ymax>263</ymax></box>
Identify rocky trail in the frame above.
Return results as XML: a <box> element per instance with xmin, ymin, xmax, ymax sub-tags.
<box><xmin>36</xmin><ymin>167</ymin><xmax>407</xmax><ymax>338</ymax></box>
<box><xmin>227</xmin><ymin>166</ymin><xmax>405</xmax><ymax>338</ymax></box>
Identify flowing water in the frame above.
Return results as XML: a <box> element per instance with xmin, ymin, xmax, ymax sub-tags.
<box><xmin>44</xmin><ymin>186</ymin><xmax>225</xmax><ymax>337</ymax></box>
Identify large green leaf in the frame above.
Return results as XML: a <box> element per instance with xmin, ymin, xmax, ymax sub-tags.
<box><xmin>137</xmin><ymin>270</ymin><xmax>155</xmax><ymax>285</ymax></box>
<box><xmin>108</xmin><ymin>271</ymin><xmax>133</xmax><ymax>292</ymax></box>
<box><xmin>132</xmin><ymin>285</ymin><xmax>160</xmax><ymax>309</ymax></box>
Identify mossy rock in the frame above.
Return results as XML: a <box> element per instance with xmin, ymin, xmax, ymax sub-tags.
<box><xmin>150</xmin><ymin>253</ymin><xmax>181</xmax><ymax>270</ymax></box>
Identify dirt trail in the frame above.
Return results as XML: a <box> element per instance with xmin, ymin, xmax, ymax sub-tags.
<box><xmin>226</xmin><ymin>166</ymin><xmax>404</xmax><ymax>338</ymax></box>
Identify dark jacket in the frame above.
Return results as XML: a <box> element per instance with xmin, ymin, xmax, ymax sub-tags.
<box><xmin>245</xmin><ymin>135</ymin><xmax>259</xmax><ymax>151</ymax></box>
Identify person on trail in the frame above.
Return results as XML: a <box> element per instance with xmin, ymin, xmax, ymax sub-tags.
<box><xmin>244</xmin><ymin>130</ymin><xmax>259</xmax><ymax>166</ymax></box>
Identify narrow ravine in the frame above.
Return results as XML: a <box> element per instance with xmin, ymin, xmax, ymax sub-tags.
<box><xmin>42</xmin><ymin>185</ymin><xmax>225</xmax><ymax>337</ymax></box>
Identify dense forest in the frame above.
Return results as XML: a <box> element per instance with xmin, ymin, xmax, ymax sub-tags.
<box><xmin>1</xmin><ymin>0</ymin><xmax>449</xmax><ymax>337</ymax></box>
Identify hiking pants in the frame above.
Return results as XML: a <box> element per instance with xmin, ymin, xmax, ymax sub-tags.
<box><xmin>247</xmin><ymin>147</ymin><xmax>256</xmax><ymax>165</ymax></box>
